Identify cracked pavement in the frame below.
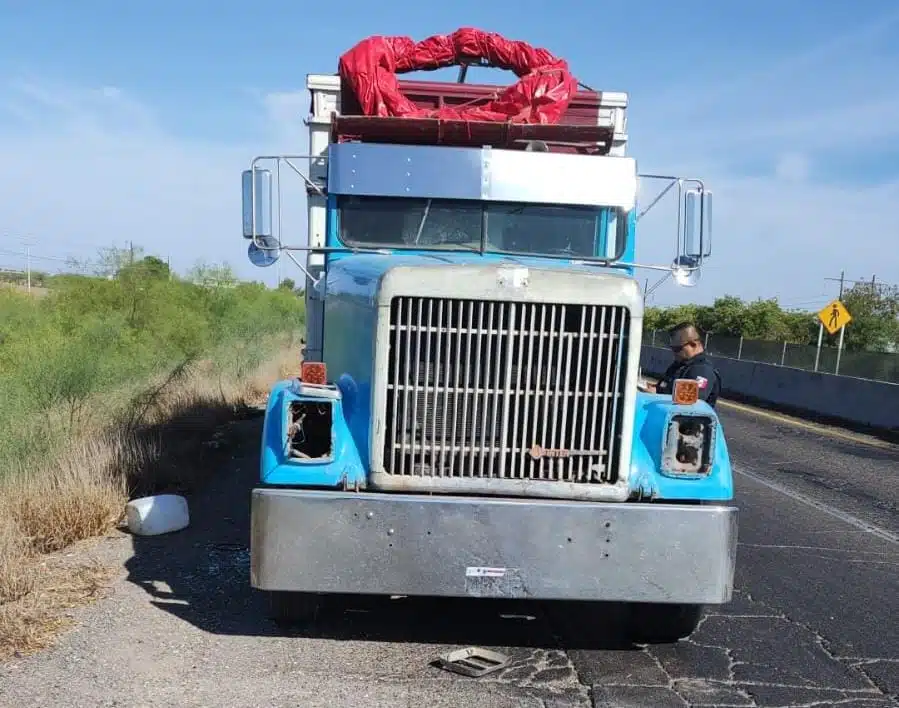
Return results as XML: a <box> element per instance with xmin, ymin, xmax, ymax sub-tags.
<box><xmin>0</xmin><ymin>403</ymin><xmax>896</xmax><ymax>707</ymax></box>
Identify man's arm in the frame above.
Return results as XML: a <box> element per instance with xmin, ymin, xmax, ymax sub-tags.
<box><xmin>637</xmin><ymin>379</ymin><xmax>657</xmax><ymax>393</ymax></box>
<box><xmin>679</xmin><ymin>361</ymin><xmax>718</xmax><ymax>402</ymax></box>
<box><xmin>655</xmin><ymin>362</ymin><xmax>679</xmax><ymax>394</ymax></box>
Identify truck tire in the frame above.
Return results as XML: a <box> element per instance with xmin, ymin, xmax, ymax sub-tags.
<box><xmin>627</xmin><ymin>603</ymin><xmax>703</xmax><ymax>644</ymax></box>
<box><xmin>266</xmin><ymin>591</ymin><xmax>323</xmax><ymax>625</ymax></box>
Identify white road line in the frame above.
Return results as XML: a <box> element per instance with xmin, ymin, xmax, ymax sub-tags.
<box><xmin>735</xmin><ymin>465</ymin><xmax>899</xmax><ymax>545</ymax></box>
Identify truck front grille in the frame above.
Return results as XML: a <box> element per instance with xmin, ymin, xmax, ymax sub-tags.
<box><xmin>384</xmin><ymin>296</ymin><xmax>630</xmax><ymax>484</ymax></box>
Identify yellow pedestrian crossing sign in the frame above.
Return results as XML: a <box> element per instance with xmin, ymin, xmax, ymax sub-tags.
<box><xmin>818</xmin><ymin>299</ymin><xmax>852</xmax><ymax>336</ymax></box>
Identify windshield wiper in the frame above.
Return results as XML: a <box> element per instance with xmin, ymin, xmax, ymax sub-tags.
<box><xmin>422</xmin><ymin>241</ymin><xmax>482</xmax><ymax>253</ymax></box>
<box><xmin>413</xmin><ymin>199</ymin><xmax>432</xmax><ymax>245</ymax></box>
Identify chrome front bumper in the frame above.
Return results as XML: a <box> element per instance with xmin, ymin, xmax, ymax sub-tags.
<box><xmin>250</xmin><ymin>489</ymin><xmax>738</xmax><ymax>604</ymax></box>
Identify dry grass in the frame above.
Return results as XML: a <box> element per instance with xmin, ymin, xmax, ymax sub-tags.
<box><xmin>0</xmin><ymin>515</ymin><xmax>32</xmax><ymax>606</ymax></box>
<box><xmin>6</xmin><ymin>435</ymin><xmax>138</xmax><ymax>555</ymax></box>
<box><xmin>0</xmin><ymin>551</ymin><xmax>114</xmax><ymax>660</ymax></box>
<box><xmin>0</xmin><ymin>337</ymin><xmax>299</xmax><ymax>660</ymax></box>
<box><xmin>0</xmin><ymin>282</ymin><xmax>49</xmax><ymax>298</ymax></box>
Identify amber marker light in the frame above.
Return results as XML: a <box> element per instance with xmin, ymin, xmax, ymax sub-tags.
<box><xmin>300</xmin><ymin>362</ymin><xmax>328</xmax><ymax>385</ymax></box>
<box><xmin>672</xmin><ymin>378</ymin><xmax>699</xmax><ymax>405</ymax></box>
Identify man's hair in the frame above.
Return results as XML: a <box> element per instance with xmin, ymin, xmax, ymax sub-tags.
<box><xmin>668</xmin><ymin>321</ymin><xmax>697</xmax><ymax>336</ymax></box>
<box><xmin>668</xmin><ymin>321</ymin><xmax>701</xmax><ymax>344</ymax></box>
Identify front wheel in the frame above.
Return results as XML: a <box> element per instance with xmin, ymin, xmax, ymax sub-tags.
<box><xmin>627</xmin><ymin>603</ymin><xmax>703</xmax><ymax>644</ymax></box>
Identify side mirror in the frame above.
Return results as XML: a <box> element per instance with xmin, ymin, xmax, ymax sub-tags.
<box><xmin>702</xmin><ymin>190</ymin><xmax>713</xmax><ymax>257</ymax></box>
<box><xmin>671</xmin><ymin>254</ymin><xmax>701</xmax><ymax>287</ymax></box>
<box><xmin>682</xmin><ymin>189</ymin><xmax>713</xmax><ymax>258</ymax></box>
<box><xmin>674</xmin><ymin>187</ymin><xmax>712</xmax><ymax>288</ymax></box>
<box><xmin>248</xmin><ymin>234</ymin><xmax>281</xmax><ymax>268</ymax></box>
<box><xmin>242</xmin><ymin>168</ymin><xmax>273</xmax><ymax>240</ymax></box>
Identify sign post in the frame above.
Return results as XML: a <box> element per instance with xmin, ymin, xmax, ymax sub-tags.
<box><xmin>813</xmin><ymin>322</ymin><xmax>824</xmax><ymax>372</ymax></box>
<box><xmin>835</xmin><ymin>325</ymin><xmax>847</xmax><ymax>375</ymax></box>
<box><xmin>816</xmin><ymin>299</ymin><xmax>852</xmax><ymax>374</ymax></box>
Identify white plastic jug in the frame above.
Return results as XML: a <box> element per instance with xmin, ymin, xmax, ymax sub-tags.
<box><xmin>125</xmin><ymin>494</ymin><xmax>190</xmax><ymax>536</ymax></box>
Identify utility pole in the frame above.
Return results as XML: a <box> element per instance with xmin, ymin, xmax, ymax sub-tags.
<box><xmin>824</xmin><ymin>270</ymin><xmax>846</xmax><ymax>298</ymax></box>
<box><xmin>18</xmin><ymin>236</ymin><xmax>34</xmax><ymax>293</ymax></box>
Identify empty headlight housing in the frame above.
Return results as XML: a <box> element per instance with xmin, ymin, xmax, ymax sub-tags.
<box><xmin>661</xmin><ymin>413</ymin><xmax>716</xmax><ymax>477</ymax></box>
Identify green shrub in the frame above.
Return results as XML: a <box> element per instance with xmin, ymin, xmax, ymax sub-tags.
<box><xmin>0</xmin><ymin>260</ymin><xmax>304</xmax><ymax>475</ymax></box>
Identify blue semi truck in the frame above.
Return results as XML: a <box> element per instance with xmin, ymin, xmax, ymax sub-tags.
<box><xmin>241</xmin><ymin>68</ymin><xmax>737</xmax><ymax>643</ymax></box>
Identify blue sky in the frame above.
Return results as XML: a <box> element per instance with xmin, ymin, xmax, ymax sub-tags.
<box><xmin>0</xmin><ymin>0</ymin><xmax>897</xmax><ymax>309</ymax></box>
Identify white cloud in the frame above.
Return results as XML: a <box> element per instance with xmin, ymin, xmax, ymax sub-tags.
<box><xmin>638</xmin><ymin>170</ymin><xmax>899</xmax><ymax>307</ymax></box>
<box><xmin>659</xmin><ymin>96</ymin><xmax>899</xmax><ymax>160</ymax></box>
<box><xmin>0</xmin><ymin>78</ymin><xmax>276</xmax><ymax>283</ymax></box>
<box><xmin>775</xmin><ymin>153</ymin><xmax>809</xmax><ymax>183</ymax></box>
<box><xmin>625</xmin><ymin>12</ymin><xmax>899</xmax><ymax>307</ymax></box>
<box><xmin>263</xmin><ymin>91</ymin><xmax>308</xmax><ymax>148</ymax></box>
<box><xmin>644</xmin><ymin>7</ymin><xmax>899</xmax><ymax>127</ymax></box>
<box><xmin>0</xmin><ymin>61</ymin><xmax>897</xmax><ymax>305</ymax></box>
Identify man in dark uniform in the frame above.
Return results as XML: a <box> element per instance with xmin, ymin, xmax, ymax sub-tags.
<box><xmin>646</xmin><ymin>322</ymin><xmax>722</xmax><ymax>407</ymax></box>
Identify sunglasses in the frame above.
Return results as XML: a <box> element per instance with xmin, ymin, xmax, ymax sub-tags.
<box><xmin>670</xmin><ymin>340</ymin><xmax>697</xmax><ymax>353</ymax></box>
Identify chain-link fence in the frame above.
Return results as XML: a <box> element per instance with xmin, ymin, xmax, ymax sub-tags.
<box><xmin>643</xmin><ymin>329</ymin><xmax>899</xmax><ymax>384</ymax></box>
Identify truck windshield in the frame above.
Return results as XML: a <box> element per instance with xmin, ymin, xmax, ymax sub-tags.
<box><xmin>338</xmin><ymin>195</ymin><xmax>627</xmax><ymax>261</ymax></box>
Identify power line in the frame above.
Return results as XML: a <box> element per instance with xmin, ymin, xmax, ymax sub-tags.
<box><xmin>779</xmin><ymin>297</ymin><xmax>832</xmax><ymax>310</ymax></box>
<box><xmin>0</xmin><ymin>233</ymin><xmax>132</xmax><ymax>253</ymax></box>
<box><xmin>824</xmin><ymin>273</ymin><xmax>897</xmax><ymax>294</ymax></box>
<box><xmin>0</xmin><ymin>247</ymin><xmax>104</xmax><ymax>292</ymax></box>
<box><xmin>0</xmin><ymin>248</ymin><xmax>82</xmax><ymax>264</ymax></box>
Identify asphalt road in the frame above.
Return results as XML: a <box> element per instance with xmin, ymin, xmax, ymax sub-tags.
<box><xmin>0</xmin><ymin>402</ymin><xmax>896</xmax><ymax>707</ymax></box>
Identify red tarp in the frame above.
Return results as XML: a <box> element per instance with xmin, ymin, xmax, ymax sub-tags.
<box><xmin>337</xmin><ymin>28</ymin><xmax>578</xmax><ymax>124</ymax></box>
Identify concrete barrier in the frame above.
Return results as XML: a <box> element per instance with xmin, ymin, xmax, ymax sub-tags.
<box><xmin>640</xmin><ymin>345</ymin><xmax>899</xmax><ymax>435</ymax></box>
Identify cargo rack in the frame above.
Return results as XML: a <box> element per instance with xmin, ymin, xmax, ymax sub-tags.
<box><xmin>330</xmin><ymin>115</ymin><xmax>616</xmax><ymax>154</ymax></box>
<box><xmin>328</xmin><ymin>74</ymin><xmax>622</xmax><ymax>155</ymax></box>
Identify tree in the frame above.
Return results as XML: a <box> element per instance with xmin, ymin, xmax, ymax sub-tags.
<box><xmin>66</xmin><ymin>245</ymin><xmax>145</xmax><ymax>278</ymax></box>
<box><xmin>644</xmin><ymin>304</ymin><xmax>702</xmax><ymax>333</ymax></box>
<box><xmin>840</xmin><ymin>282</ymin><xmax>899</xmax><ymax>352</ymax></box>
<box><xmin>279</xmin><ymin>278</ymin><xmax>296</xmax><ymax>291</ymax></box>
<box><xmin>700</xmin><ymin>296</ymin><xmax>746</xmax><ymax>336</ymax></box>
<box><xmin>187</xmin><ymin>261</ymin><xmax>237</xmax><ymax>288</ymax></box>
<box><xmin>741</xmin><ymin>299</ymin><xmax>790</xmax><ymax>339</ymax></box>
<box><xmin>118</xmin><ymin>256</ymin><xmax>171</xmax><ymax>283</ymax></box>
<box><xmin>139</xmin><ymin>256</ymin><xmax>171</xmax><ymax>281</ymax></box>
<box><xmin>644</xmin><ymin>289</ymin><xmax>898</xmax><ymax>352</ymax></box>
<box><xmin>781</xmin><ymin>310</ymin><xmax>818</xmax><ymax>343</ymax></box>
